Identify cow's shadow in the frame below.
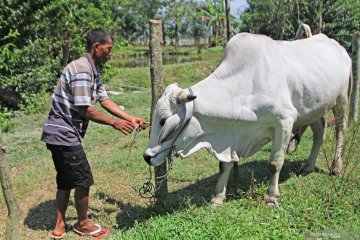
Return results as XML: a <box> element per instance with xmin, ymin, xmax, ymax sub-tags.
<box><xmin>103</xmin><ymin>158</ymin><xmax>315</xmax><ymax>230</ymax></box>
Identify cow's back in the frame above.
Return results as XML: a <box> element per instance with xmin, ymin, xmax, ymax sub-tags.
<box><xmin>192</xmin><ymin>33</ymin><xmax>351</xmax><ymax>125</ymax></box>
<box><xmin>281</xmin><ymin>34</ymin><xmax>351</xmax><ymax>125</ymax></box>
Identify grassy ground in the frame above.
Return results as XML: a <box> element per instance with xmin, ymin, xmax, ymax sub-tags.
<box><xmin>1</xmin><ymin>46</ymin><xmax>360</xmax><ymax>239</ymax></box>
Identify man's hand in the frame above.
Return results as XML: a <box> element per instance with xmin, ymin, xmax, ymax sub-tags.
<box><xmin>130</xmin><ymin>117</ymin><xmax>149</xmax><ymax>131</ymax></box>
<box><xmin>111</xmin><ymin>119</ymin><xmax>136</xmax><ymax>135</ymax></box>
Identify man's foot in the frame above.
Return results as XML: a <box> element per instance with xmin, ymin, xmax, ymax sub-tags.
<box><xmin>73</xmin><ymin>222</ymin><xmax>109</xmax><ymax>239</ymax></box>
<box><xmin>51</xmin><ymin>224</ymin><xmax>73</xmax><ymax>239</ymax></box>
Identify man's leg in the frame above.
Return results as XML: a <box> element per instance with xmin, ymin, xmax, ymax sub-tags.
<box><xmin>74</xmin><ymin>186</ymin><xmax>99</xmax><ymax>232</ymax></box>
<box><xmin>52</xmin><ymin>189</ymin><xmax>71</xmax><ymax>235</ymax></box>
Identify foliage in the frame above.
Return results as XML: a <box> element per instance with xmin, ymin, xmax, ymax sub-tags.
<box><xmin>158</xmin><ymin>0</ymin><xmax>189</xmax><ymax>47</ymax></box>
<box><xmin>0</xmin><ymin>109</ymin><xmax>14</xmax><ymax>133</ymax></box>
<box><xmin>0</xmin><ymin>0</ymin><xmax>115</xmax><ymax>113</ymax></box>
<box><xmin>111</xmin><ymin>0</ymin><xmax>167</xmax><ymax>44</ymax></box>
<box><xmin>322</xmin><ymin>0</ymin><xmax>360</xmax><ymax>51</ymax></box>
<box><xmin>1</xmin><ymin>0</ymin><xmax>359</xmax><ymax>117</ymax></box>
<box><xmin>200</xmin><ymin>0</ymin><xmax>227</xmax><ymax>46</ymax></box>
<box><xmin>240</xmin><ymin>0</ymin><xmax>360</xmax><ymax>52</ymax></box>
<box><xmin>240</xmin><ymin>0</ymin><xmax>304</xmax><ymax>40</ymax></box>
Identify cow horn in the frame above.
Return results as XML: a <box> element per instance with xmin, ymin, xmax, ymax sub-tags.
<box><xmin>187</xmin><ymin>94</ymin><xmax>197</xmax><ymax>101</ymax></box>
<box><xmin>176</xmin><ymin>90</ymin><xmax>197</xmax><ymax>104</ymax></box>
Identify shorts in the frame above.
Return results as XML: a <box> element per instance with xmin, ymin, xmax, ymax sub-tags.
<box><xmin>46</xmin><ymin>143</ymin><xmax>94</xmax><ymax>190</ymax></box>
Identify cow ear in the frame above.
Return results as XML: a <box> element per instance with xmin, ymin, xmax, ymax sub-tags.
<box><xmin>176</xmin><ymin>90</ymin><xmax>197</xmax><ymax>104</ymax></box>
<box><xmin>158</xmin><ymin>114</ymin><xmax>180</xmax><ymax>143</ymax></box>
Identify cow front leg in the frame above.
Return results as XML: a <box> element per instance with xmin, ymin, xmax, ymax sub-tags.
<box><xmin>211</xmin><ymin>161</ymin><xmax>234</xmax><ymax>207</ymax></box>
<box><xmin>266</xmin><ymin>121</ymin><xmax>292</xmax><ymax>207</ymax></box>
<box><xmin>331</xmin><ymin>99</ymin><xmax>347</xmax><ymax>175</ymax></box>
<box><xmin>300</xmin><ymin>117</ymin><xmax>325</xmax><ymax>174</ymax></box>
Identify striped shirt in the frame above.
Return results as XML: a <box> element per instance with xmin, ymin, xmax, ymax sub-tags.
<box><xmin>41</xmin><ymin>54</ymin><xmax>108</xmax><ymax>146</ymax></box>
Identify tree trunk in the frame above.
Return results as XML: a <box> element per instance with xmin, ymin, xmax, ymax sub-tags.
<box><xmin>162</xmin><ymin>23</ymin><xmax>167</xmax><ymax>46</ymax></box>
<box><xmin>149</xmin><ymin>19</ymin><xmax>168</xmax><ymax>199</ymax></box>
<box><xmin>61</xmin><ymin>22</ymin><xmax>71</xmax><ymax>67</ymax></box>
<box><xmin>0</xmin><ymin>135</ymin><xmax>20</xmax><ymax>240</ymax></box>
<box><xmin>175</xmin><ymin>23</ymin><xmax>179</xmax><ymax>49</ymax></box>
<box><xmin>225</xmin><ymin>0</ymin><xmax>231</xmax><ymax>41</ymax></box>
<box><xmin>350</xmin><ymin>32</ymin><xmax>360</xmax><ymax>122</ymax></box>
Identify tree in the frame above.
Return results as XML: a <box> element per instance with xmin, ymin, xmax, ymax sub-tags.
<box><xmin>322</xmin><ymin>0</ymin><xmax>360</xmax><ymax>52</ymax></box>
<box><xmin>240</xmin><ymin>0</ymin><xmax>360</xmax><ymax>51</ymax></box>
<box><xmin>225</xmin><ymin>0</ymin><xmax>231</xmax><ymax>41</ymax></box>
<box><xmin>159</xmin><ymin>0</ymin><xmax>194</xmax><ymax>48</ymax></box>
<box><xmin>0</xmin><ymin>135</ymin><xmax>20</xmax><ymax>240</ymax></box>
<box><xmin>240</xmin><ymin>0</ymin><xmax>300</xmax><ymax>40</ymax></box>
<box><xmin>200</xmin><ymin>0</ymin><xmax>226</xmax><ymax>46</ymax></box>
<box><xmin>0</xmin><ymin>0</ymin><xmax>114</xmax><ymax>111</ymax></box>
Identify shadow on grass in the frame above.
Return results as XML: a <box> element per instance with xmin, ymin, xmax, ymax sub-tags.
<box><xmin>99</xmin><ymin>158</ymin><xmax>311</xmax><ymax>230</ymax></box>
<box><xmin>24</xmin><ymin>199</ymin><xmax>78</xmax><ymax>231</ymax></box>
<box><xmin>24</xmin><ymin>158</ymin><xmax>321</xmax><ymax>231</ymax></box>
<box><xmin>24</xmin><ymin>200</ymin><xmax>55</xmax><ymax>230</ymax></box>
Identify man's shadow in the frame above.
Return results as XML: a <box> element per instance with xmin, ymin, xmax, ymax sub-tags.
<box><xmin>24</xmin><ymin>200</ymin><xmax>56</xmax><ymax>230</ymax></box>
<box><xmin>24</xmin><ymin>200</ymin><xmax>78</xmax><ymax>231</ymax></box>
<box><xmin>24</xmin><ymin>158</ymin><xmax>318</xmax><ymax>231</ymax></box>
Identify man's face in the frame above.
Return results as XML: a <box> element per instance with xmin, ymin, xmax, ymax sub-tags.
<box><xmin>94</xmin><ymin>38</ymin><xmax>113</xmax><ymax>65</ymax></box>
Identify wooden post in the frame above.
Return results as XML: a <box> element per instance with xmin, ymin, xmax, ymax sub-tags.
<box><xmin>224</xmin><ymin>0</ymin><xmax>238</xmax><ymax>182</ymax></box>
<box><xmin>225</xmin><ymin>0</ymin><xmax>231</xmax><ymax>41</ymax></box>
<box><xmin>350</xmin><ymin>32</ymin><xmax>360</xmax><ymax>122</ymax></box>
<box><xmin>149</xmin><ymin>19</ymin><xmax>168</xmax><ymax>198</ymax></box>
<box><xmin>0</xmin><ymin>135</ymin><xmax>20</xmax><ymax>239</ymax></box>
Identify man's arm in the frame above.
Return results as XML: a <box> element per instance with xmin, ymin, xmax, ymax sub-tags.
<box><xmin>77</xmin><ymin>105</ymin><xmax>135</xmax><ymax>135</ymax></box>
<box><xmin>100</xmin><ymin>98</ymin><xmax>148</xmax><ymax>130</ymax></box>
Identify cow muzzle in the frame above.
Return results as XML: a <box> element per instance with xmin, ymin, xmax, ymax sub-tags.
<box><xmin>143</xmin><ymin>145</ymin><xmax>173</xmax><ymax>167</ymax></box>
<box><xmin>143</xmin><ymin>152</ymin><xmax>152</xmax><ymax>164</ymax></box>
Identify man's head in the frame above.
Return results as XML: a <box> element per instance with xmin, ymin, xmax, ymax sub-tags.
<box><xmin>86</xmin><ymin>28</ymin><xmax>113</xmax><ymax>65</ymax></box>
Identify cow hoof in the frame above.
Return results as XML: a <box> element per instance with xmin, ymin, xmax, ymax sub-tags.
<box><xmin>264</xmin><ymin>195</ymin><xmax>278</xmax><ymax>208</ymax></box>
<box><xmin>267</xmin><ymin>202</ymin><xmax>278</xmax><ymax>208</ymax></box>
<box><xmin>211</xmin><ymin>202</ymin><xmax>223</xmax><ymax>208</ymax></box>
<box><xmin>211</xmin><ymin>198</ymin><xmax>224</xmax><ymax>207</ymax></box>
<box><xmin>299</xmin><ymin>165</ymin><xmax>314</xmax><ymax>176</ymax></box>
<box><xmin>330</xmin><ymin>169</ymin><xmax>341</xmax><ymax>176</ymax></box>
<box><xmin>286</xmin><ymin>139</ymin><xmax>299</xmax><ymax>153</ymax></box>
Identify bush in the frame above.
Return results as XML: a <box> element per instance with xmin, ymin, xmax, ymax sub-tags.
<box><xmin>0</xmin><ymin>109</ymin><xmax>14</xmax><ymax>133</ymax></box>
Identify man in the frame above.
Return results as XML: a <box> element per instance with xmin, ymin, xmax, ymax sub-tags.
<box><xmin>41</xmin><ymin>28</ymin><xmax>148</xmax><ymax>239</ymax></box>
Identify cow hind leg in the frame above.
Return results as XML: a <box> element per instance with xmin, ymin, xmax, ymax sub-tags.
<box><xmin>300</xmin><ymin>117</ymin><xmax>325</xmax><ymax>175</ymax></box>
<box><xmin>211</xmin><ymin>161</ymin><xmax>234</xmax><ymax>207</ymax></box>
<box><xmin>266</xmin><ymin>120</ymin><xmax>293</xmax><ymax>207</ymax></box>
<box><xmin>331</xmin><ymin>97</ymin><xmax>347</xmax><ymax>175</ymax></box>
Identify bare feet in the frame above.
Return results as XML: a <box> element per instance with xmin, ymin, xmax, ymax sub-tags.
<box><xmin>74</xmin><ymin>219</ymin><xmax>100</xmax><ymax>233</ymax></box>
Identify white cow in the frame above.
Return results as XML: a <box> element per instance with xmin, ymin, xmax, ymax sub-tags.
<box><xmin>143</xmin><ymin>33</ymin><xmax>351</xmax><ymax>207</ymax></box>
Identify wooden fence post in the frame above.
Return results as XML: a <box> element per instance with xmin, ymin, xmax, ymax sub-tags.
<box><xmin>149</xmin><ymin>19</ymin><xmax>168</xmax><ymax>199</ymax></box>
<box><xmin>350</xmin><ymin>32</ymin><xmax>360</xmax><ymax>122</ymax></box>
<box><xmin>0</xmin><ymin>135</ymin><xmax>20</xmax><ymax>239</ymax></box>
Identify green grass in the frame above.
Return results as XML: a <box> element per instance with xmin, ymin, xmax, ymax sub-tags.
<box><xmin>1</xmin><ymin>46</ymin><xmax>360</xmax><ymax>239</ymax></box>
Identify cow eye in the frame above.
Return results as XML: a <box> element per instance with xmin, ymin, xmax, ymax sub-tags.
<box><xmin>159</xmin><ymin>118</ymin><xmax>166</xmax><ymax>126</ymax></box>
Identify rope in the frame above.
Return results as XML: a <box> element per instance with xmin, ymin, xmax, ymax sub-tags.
<box><xmin>125</xmin><ymin>127</ymin><xmax>175</xmax><ymax>203</ymax></box>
